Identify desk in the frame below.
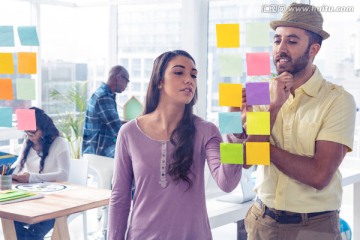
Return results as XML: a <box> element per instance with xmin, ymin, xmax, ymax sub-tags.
<box><xmin>340</xmin><ymin>157</ymin><xmax>360</xmax><ymax>240</ymax></box>
<box><xmin>206</xmin><ymin>158</ymin><xmax>360</xmax><ymax>239</ymax></box>
<box><xmin>0</xmin><ymin>183</ymin><xmax>111</xmax><ymax>240</ymax></box>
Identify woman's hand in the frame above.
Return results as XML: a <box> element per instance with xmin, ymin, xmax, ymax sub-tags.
<box><xmin>12</xmin><ymin>172</ymin><xmax>30</xmax><ymax>183</ymax></box>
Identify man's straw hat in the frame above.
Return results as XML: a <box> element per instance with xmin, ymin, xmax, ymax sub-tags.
<box><xmin>270</xmin><ymin>2</ymin><xmax>330</xmax><ymax>40</ymax></box>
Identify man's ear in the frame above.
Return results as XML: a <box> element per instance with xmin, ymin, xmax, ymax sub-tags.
<box><xmin>309</xmin><ymin>43</ymin><xmax>321</xmax><ymax>58</ymax></box>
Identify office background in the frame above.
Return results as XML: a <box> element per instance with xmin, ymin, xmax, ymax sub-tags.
<box><xmin>0</xmin><ymin>0</ymin><xmax>359</xmax><ymax>239</ymax></box>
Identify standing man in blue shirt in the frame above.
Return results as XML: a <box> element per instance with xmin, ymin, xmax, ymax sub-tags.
<box><xmin>82</xmin><ymin>65</ymin><xmax>129</xmax><ymax>158</ymax></box>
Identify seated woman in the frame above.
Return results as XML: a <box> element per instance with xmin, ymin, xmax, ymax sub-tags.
<box><xmin>11</xmin><ymin>107</ymin><xmax>70</xmax><ymax>240</ymax></box>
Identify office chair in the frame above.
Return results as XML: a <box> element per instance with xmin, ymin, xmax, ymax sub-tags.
<box><xmin>84</xmin><ymin>153</ymin><xmax>114</xmax><ymax>240</ymax></box>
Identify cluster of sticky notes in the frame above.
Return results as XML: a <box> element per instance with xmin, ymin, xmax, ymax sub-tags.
<box><xmin>218</xmin><ymin>83</ymin><xmax>270</xmax><ymax>165</ymax></box>
<box><xmin>216</xmin><ymin>23</ymin><xmax>272</xmax><ymax>165</ymax></box>
<box><xmin>215</xmin><ymin>23</ymin><xmax>271</xmax><ymax>77</ymax></box>
<box><xmin>0</xmin><ymin>26</ymin><xmax>39</xmax><ymax>129</ymax></box>
<box><xmin>0</xmin><ymin>26</ymin><xmax>40</xmax><ymax>47</ymax></box>
<box><xmin>0</xmin><ymin>107</ymin><xmax>36</xmax><ymax>130</ymax></box>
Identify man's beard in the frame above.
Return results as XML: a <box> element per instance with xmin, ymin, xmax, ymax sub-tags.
<box><xmin>274</xmin><ymin>45</ymin><xmax>310</xmax><ymax>75</ymax></box>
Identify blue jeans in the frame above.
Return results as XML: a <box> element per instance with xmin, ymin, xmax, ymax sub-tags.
<box><xmin>14</xmin><ymin>219</ymin><xmax>55</xmax><ymax>240</ymax></box>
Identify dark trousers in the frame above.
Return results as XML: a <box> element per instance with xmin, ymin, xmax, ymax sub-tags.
<box><xmin>14</xmin><ymin>219</ymin><xmax>55</xmax><ymax>240</ymax></box>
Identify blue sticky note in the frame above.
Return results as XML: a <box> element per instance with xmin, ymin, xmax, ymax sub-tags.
<box><xmin>17</xmin><ymin>26</ymin><xmax>40</xmax><ymax>46</ymax></box>
<box><xmin>0</xmin><ymin>26</ymin><xmax>15</xmax><ymax>47</ymax></box>
<box><xmin>218</xmin><ymin>112</ymin><xmax>243</xmax><ymax>134</ymax></box>
<box><xmin>0</xmin><ymin>107</ymin><xmax>13</xmax><ymax>127</ymax></box>
<box><xmin>246</xmin><ymin>82</ymin><xmax>270</xmax><ymax>105</ymax></box>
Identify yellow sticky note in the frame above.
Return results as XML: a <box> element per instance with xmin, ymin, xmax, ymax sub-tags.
<box><xmin>0</xmin><ymin>78</ymin><xmax>14</xmax><ymax>100</ymax></box>
<box><xmin>220</xmin><ymin>143</ymin><xmax>244</xmax><ymax>164</ymax></box>
<box><xmin>219</xmin><ymin>83</ymin><xmax>242</xmax><ymax>107</ymax></box>
<box><xmin>0</xmin><ymin>53</ymin><xmax>15</xmax><ymax>74</ymax></box>
<box><xmin>246</xmin><ymin>142</ymin><xmax>270</xmax><ymax>165</ymax></box>
<box><xmin>18</xmin><ymin>52</ymin><xmax>37</xmax><ymax>74</ymax></box>
<box><xmin>216</xmin><ymin>23</ymin><xmax>240</xmax><ymax>48</ymax></box>
<box><xmin>246</xmin><ymin>112</ymin><xmax>270</xmax><ymax>135</ymax></box>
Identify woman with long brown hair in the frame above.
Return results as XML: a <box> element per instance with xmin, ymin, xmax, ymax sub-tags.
<box><xmin>108</xmin><ymin>50</ymin><xmax>242</xmax><ymax>240</ymax></box>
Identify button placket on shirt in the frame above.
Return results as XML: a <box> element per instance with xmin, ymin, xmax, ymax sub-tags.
<box><xmin>159</xmin><ymin>141</ymin><xmax>168</xmax><ymax>188</ymax></box>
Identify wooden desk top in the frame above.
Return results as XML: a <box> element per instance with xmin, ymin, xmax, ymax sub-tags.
<box><xmin>0</xmin><ymin>183</ymin><xmax>111</xmax><ymax>224</ymax></box>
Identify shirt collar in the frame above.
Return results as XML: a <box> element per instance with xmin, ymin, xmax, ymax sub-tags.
<box><xmin>297</xmin><ymin>66</ymin><xmax>324</xmax><ymax>97</ymax></box>
<box><xmin>101</xmin><ymin>82</ymin><xmax>116</xmax><ymax>98</ymax></box>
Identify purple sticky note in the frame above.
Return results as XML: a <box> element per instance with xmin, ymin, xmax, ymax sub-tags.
<box><xmin>246</xmin><ymin>52</ymin><xmax>271</xmax><ymax>76</ymax></box>
<box><xmin>246</xmin><ymin>82</ymin><xmax>270</xmax><ymax>105</ymax></box>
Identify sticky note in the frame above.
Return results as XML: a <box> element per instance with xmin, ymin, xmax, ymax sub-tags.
<box><xmin>18</xmin><ymin>52</ymin><xmax>37</xmax><ymax>74</ymax></box>
<box><xmin>218</xmin><ymin>112</ymin><xmax>243</xmax><ymax>134</ymax></box>
<box><xmin>246</xmin><ymin>82</ymin><xmax>270</xmax><ymax>105</ymax></box>
<box><xmin>17</xmin><ymin>26</ymin><xmax>40</xmax><ymax>46</ymax></box>
<box><xmin>246</xmin><ymin>22</ymin><xmax>270</xmax><ymax>47</ymax></box>
<box><xmin>220</xmin><ymin>143</ymin><xmax>244</xmax><ymax>164</ymax></box>
<box><xmin>246</xmin><ymin>52</ymin><xmax>271</xmax><ymax>76</ymax></box>
<box><xmin>246</xmin><ymin>142</ymin><xmax>270</xmax><ymax>165</ymax></box>
<box><xmin>0</xmin><ymin>53</ymin><xmax>15</xmax><ymax>74</ymax></box>
<box><xmin>0</xmin><ymin>107</ymin><xmax>13</xmax><ymax>127</ymax></box>
<box><xmin>16</xmin><ymin>78</ymin><xmax>36</xmax><ymax>100</ymax></box>
<box><xmin>219</xmin><ymin>53</ymin><xmax>243</xmax><ymax>77</ymax></box>
<box><xmin>16</xmin><ymin>109</ymin><xmax>36</xmax><ymax>131</ymax></box>
<box><xmin>246</xmin><ymin>112</ymin><xmax>270</xmax><ymax>135</ymax></box>
<box><xmin>0</xmin><ymin>26</ymin><xmax>15</xmax><ymax>47</ymax></box>
<box><xmin>0</xmin><ymin>78</ymin><xmax>14</xmax><ymax>100</ymax></box>
<box><xmin>219</xmin><ymin>83</ymin><xmax>242</xmax><ymax>107</ymax></box>
<box><xmin>216</xmin><ymin>23</ymin><xmax>240</xmax><ymax>48</ymax></box>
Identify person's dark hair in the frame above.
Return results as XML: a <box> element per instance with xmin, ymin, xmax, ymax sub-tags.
<box><xmin>144</xmin><ymin>50</ymin><xmax>198</xmax><ymax>188</ymax></box>
<box><xmin>19</xmin><ymin>107</ymin><xmax>60</xmax><ymax>173</ymax></box>
<box><xmin>305</xmin><ymin>29</ymin><xmax>323</xmax><ymax>47</ymax></box>
<box><xmin>108</xmin><ymin>65</ymin><xmax>127</xmax><ymax>82</ymax></box>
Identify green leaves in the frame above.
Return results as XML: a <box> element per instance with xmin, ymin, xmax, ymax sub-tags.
<box><xmin>50</xmin><ymin>82</ymin><xmax>87</xmax><ymax>159</ymax></box>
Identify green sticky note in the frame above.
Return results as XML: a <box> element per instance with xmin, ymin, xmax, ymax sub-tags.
<box><xmin>219</xmin><ymin>83</ymin><xmax>242</xmax><ymax>107</ymax></box>
<box><xmin>0</xmin><ymin>26</ymin><xmax>15</xmax><ymax>47</ymax></box>
<box><xmin>246</xmin><ymin>22</ymin><xmax>270</xmax><ymax>47</ymax></box>
<box><xmin>216</xmin><ymin>23</ymin><xmax>240</xmax><ymax>48</ymax></box>
<box><xmin>246</xmin><ymin>142</ymin><xmax>270</xmax><ymax>165</ymax></box>
<box><xmin>219</xmin><ymin>53</ymin><xmax>243</xmax><ymax>77</ymax></box>
<box><xmin>220</xmin><ymin>143</ymin><xmax>244</xmax><ymax>164</ymax></box>
<box><xmin>246</xmin><ymin>112</ymin><xmax>270</xmax><ymax>135</ymax></box>
<box><xmin>16</xmin><ymin>78</ymin><xmax>36</xmax><ymax>100</ymax></box>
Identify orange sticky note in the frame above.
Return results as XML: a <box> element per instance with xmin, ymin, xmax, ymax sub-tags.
<box><xmin>219</xmin><ymin>83</ymin><xmax>242</xmax><ymax>107</ymax></box>
<box><xmin>16</xmin><ymin>109</ymin><xmax>36</xmax><ymax>131</ymax></box>
<box><xmin>0</xmin><ymin>53</ymin><xmax>15</xmax><ymax>74</ymax></box>
<box><xmin>220</xmin><ymin>143</ymin><xmax>244</xmax><ymax>164</ymax></box>
<box><xmin>18</xmin><ymin>52</ymin><xmax>37</xmax><ymax>74</ymax></box>
<box><xmin>216</xmin><ymin>23</ymin><xmax>240</xmax><ymax>48</ymax></box>
<box><xmin>0</xmin><ymin>78</ymin><xmax>14</xmax><ymax>100</ymax></box>
<box><xmin>246</xmin><ymin>112</ymin><xmax>270</xmax><ymax>135</ymax></box>
<box><xmin>246</xmin><ymin>52</ymin><xmax>271</xmax><ymax>76</ymax></box>
<box><xmin>246</xmin><ymin>142</ymin><xmax>270</xmax><ymax>165</ymax></box>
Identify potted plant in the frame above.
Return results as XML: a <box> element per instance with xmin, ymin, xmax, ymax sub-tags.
<box><xmin>50</xmin><ymin>82</ymin><xmax>87</xmax><ymax>159</ymax></box>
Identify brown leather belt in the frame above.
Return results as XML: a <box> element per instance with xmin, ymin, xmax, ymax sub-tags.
<box><xmin>256</xmin><ymin>199</ymin><xmax>337</xmax><ymax>224</ymax></box>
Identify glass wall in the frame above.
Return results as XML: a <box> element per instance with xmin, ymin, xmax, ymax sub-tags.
<box><xmin>40</xmin><ymin>4</ymin><xmax>108</xmax><ymax>115</ymax></box>
<box><xmin>116</xmin><ymin>0</ymin><xmax>182</xmax><ymax>118</ymax></box>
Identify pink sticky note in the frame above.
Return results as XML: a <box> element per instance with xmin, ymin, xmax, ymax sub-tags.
<box><xmin>246</xmin><ymin>52</ymin><xmax>271</xmax><ymax>76</ymax></box>
<box><xmin>16</xmin><ymin>109</ymin><xmax>36</xmax><ymax>130</ymax></box>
